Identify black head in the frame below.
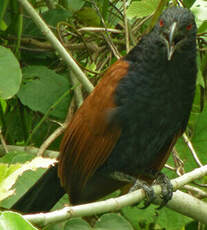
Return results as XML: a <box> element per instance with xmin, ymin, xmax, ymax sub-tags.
<box><xmin>156</xmin><ymin>7</ymin><xmax>197</xmax><ymax>60</ymax></box>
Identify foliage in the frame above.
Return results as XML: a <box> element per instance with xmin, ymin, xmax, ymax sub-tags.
<box><xmin>0</xmin><ymin>0</ymin><xmax>207</xmax><ymax>229</ymax></box>
<box><xmin>0</xmin><ymin>211</ymin><xmax>38</xmax><ymax>230</ymax></box>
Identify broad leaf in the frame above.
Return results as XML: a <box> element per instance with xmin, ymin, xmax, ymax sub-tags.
<box><xmin>18</xmin><ymin>66</ymin><xmax>71</xmax><ymax>119</ymax></box>
<box><xmin>0</xmin><ymin>46</ymin><xmax>22</xmax><ymax>99</ymax></box>
<box><xmin>0</xmin><ymin>211</ymin><xmax>37</xmax><ymax>230</ymax></box>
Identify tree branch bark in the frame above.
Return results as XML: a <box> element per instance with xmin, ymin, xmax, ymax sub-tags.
<box><xmin>23</xmin><ymin>165</ymin><xmax>207</xmax><ymax>226</ymax></box>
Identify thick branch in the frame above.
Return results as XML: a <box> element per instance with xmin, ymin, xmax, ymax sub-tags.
<box><xmin>24</xmin><ymin>165</ymin><xmax>207</xmax><ymax>226</ymax></box>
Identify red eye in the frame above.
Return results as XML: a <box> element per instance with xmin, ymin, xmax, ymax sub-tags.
<box><xmin>186</xmin><ymin>23</ymin><xmax>192</xmax><ymax>31</ymax></box>
<box><xmin>159</xmin><ymin>19</ymin><xmax>164</xmax><ymax>27</ymax></box>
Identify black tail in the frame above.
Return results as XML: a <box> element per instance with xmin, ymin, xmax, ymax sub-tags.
<box><xmin>12</xmin><ymin>165</ymin><xmax>65</xmax><ymax>213</ymax></box>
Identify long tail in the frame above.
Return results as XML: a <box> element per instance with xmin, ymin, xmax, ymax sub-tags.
<box><xmin>12</xmin><ymin>165</ymin><xmax>65</xmax><ymax>213</ymax></box>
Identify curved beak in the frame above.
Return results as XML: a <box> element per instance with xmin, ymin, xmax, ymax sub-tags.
<box><xmin>163</xmin><ymin>22</ymin><xmax>177</xmax><ymax>61</ymax></box>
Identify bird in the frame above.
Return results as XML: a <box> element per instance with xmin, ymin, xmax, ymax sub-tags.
<box><xmin>12</xmin><ymin>6</ymin><xmax>197</xmax><ymax>213</ymax></box>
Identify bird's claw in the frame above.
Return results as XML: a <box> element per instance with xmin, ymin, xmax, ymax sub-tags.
<box><xmin>129</xmin><ymin>179</ymin><xmax>156</xmax><ymax>209</ymax></box>
<box><xmin>154</xmin><ymin>172</ymin><xmax>173</xmax><ymax>209</ymax></box>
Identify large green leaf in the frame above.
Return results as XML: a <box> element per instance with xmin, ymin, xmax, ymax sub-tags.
<box><xmin>23</xmin><ymin>9</ymin><xmax>73</xmax><ymax>37</ymax></box>
<box><xmin>95</xmin><ymin>213</ymin><xmax>133</xmax><ymax>230</ymax></box>
<box><xmin>63</xmin><ymin>0</ymin><xmax>85</xmax><ymax>12</ymax></box>
<box><xmin>64</xmin><ymin>218</ymin><xmax>91</xmax><ymax>230</ymax></box>
<box><xmin>157</xmin><ymin>207</ymin><xmax>192</xmax><ymax>230</ymax></box>
<box><xmin>191</xmin><ymin>0</ymin><xmax>207</xmax><ymax>27</ymax></box>
<box><xmin>18</xmin><ymin>66</ymin><xmax>71</xmax><ymax>119</ymax></box>
<box><xmin>183</xmin><ymin>0</ymin><xmax>196</xmax><ymax>8</ymax></box>
<box><xmin>127</xmin><ymin>0</ymin><xmax>159</xmax><ymax>19</ymax></box>
<box><xmin>0</xmin><ymin>46</ymin><xmax>22</xmax><ymax>99</ymax></box>
<box><xmin>0</xmin><ymin>155</ymin><xmax>55</xmax><ymax>202</ymax></box>
<box><xmin>191</xmin><ymin>105</ymin><xmax>207</xmax><ymax>163</ymax></box>
<box><xmin>122</xmin><ymin>204</ymin><xmax>192</xmax><ymax>230</ymax></box>
<box><xmin>0</xmin><ymin>211</ymin><xmax>37</xmax><ymax>230</ymax></box>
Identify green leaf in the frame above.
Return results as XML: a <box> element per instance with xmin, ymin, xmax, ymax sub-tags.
<box><xmin>75</xmin><ymin>7</ymin><xmax>100</xmax><ymax>26</ymax></box>
<box><xmin>0</xmin><ymin>211</ymin><xmax>37</xmax><ymax>230</ymax></box>
<box><xmin>17</xmin><ymin>66</ymin><xmax>71</xmax><ymax>119</ymax></box>
<box><xmin>191</xmin><ymin>105</ymin><xmax>207</xmax><ymax>163</ymax></box>
<box><xmin>121</xmin><ymin>205</ymin><xmax>156</xmax><ymax>229</ymax></box>
<box><xmin>127</xmin><ymin>0</ymin><xmax>159</xmax><ymax>19</ymax></box>
<box><xmin>191</xmin><ymin>0</ymin><xmax>207</xmax><ymax>26</ymax></box>
<box><xmin>157</xmin><ymin>207</ymin><xmax>192</xmax><ymax>230</ymax></box>
<box><xmin>23</xmin><ymin>9</ymin><xmax>72</xmax><ymax>37</ymax></box>
<box><xmin>0</xmin><ymin>151</ymin><xmax>35</xmax><ymax>164</ymax></box>
<box><xmin>0</xmin><ymin>46</ymin><xmax>22</xmax><ymax>99</ymax></box>
<box><xmin>95</xmin><ymin>213</ymin><xmax>133</xmax><ymax>230</ymax></box>
<box><xmin>0</xmin><ymin>19</ymin><xmax>7</xmax><ymax>31</ymax></box>
<box><xmin>42</xmin><ymin>9</ymin><xmax>72</xmax><ymax>26</ymax></box>
<box><xmin>0</xmin><ymin>157</ymin><xmax>55</xmax><ymax>202</ymax></box>
<box><xmin>63</xmin><ymin>0</ymin><xmax>85</xmax><ymax>12</ymax></box>
<box><xmin>64</xmin><ymin>218</ymin><xmax>91</xmax><ymax>230</ymax></box>
<box><xmin>1</xmin><ymin>169</ymin><xmax>45</xmax><ymax>209</ymax></box>
<box><xmin>122</xmin><ymin>204</ymin><xmax>192</xmax><ymax>230</ymax></box>
<box><xmin>183</xmin><ymin>0</ymin><xmax>196</xmax><ymax>8</ymax></box>
<box><xmin>198</xmin><ymin>20</ymin><xmax>207</xmax><ymax>33</ymax></box>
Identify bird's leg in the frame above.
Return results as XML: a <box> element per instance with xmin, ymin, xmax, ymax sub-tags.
<box><xmin>109</xmin><ymin>171</ymin><xmax>173</xmax><ymax>209</ymax></box>
<box><xmin>129</xmin><ymin>170</ymin><xmax>173</xmax><ymax>209</ymax></box>
<box><xmin>154</xmin><ymin>171</ymin><xmax>173</xmax><ymax>209</ymax></box>
<box><xmin>108</xmin><ymin>171</ymin><xmax>155</xmax><ymax>207</ymax></box>
<box><xmin>129</xmin><ymin>178</ymin><xmax>155</xmax><ymax>209</ymax></box>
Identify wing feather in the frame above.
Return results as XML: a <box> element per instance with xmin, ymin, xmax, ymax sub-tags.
<box><xmin>58</xmin><ymin>60</ymin><xmax>129</xmax><ymax>202</ymax></box>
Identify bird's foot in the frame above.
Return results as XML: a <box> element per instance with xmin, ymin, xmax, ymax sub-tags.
<box><xmin>154</xmin><ymin>172</ymin><xmax>173</xmax><ymax>209</ymax></box>
<box><xmin>129</xmin><ymin>179</ymin><xmax>155</xmax><ymax>209</ymax></box>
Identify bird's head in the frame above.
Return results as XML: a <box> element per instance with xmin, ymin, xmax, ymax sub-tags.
<box><xmin>156</xmin><ymin>7</ymin><xmax>197</xmax><ymax>61</ymax></box>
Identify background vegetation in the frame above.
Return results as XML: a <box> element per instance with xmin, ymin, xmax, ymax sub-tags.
<box><xmin>0</xmin><ymin>0</ymin><xmax>207</xmax><ymax>229</ymax></box>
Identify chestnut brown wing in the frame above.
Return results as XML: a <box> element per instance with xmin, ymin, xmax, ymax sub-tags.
<box><xmin>58</xmin><ymin>60</ymin><xmax>129</xmax><ymax>202</ymax></box>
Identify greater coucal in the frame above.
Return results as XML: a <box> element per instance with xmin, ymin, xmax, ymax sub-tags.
<box><xmin>12</xmin><ymin>6</ymin><xmax>197</xmax><ymax>213</ymax></box>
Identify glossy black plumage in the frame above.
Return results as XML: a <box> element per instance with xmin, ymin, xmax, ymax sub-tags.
<box><xmin>12</xmin><ymin>7</ymin><xmax>197</xmax><ymax>213</ymax></box>
<box><xmin>99</xmin><ymin>7</ymin><xmax>197</xmax><ymax>176</ymax></box>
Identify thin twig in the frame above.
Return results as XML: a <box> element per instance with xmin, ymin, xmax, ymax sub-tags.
<box><xmin>37</xmin><ymin>124</ymin><xmax>65</xmax><ymax>157</ymax></box>
<box><xmin>37</xmin><ymin>99</ymin><xmax>76</xmax><ymax>156</ymax></box>
<box><xmin>123</xmin><ymin>0</ymin><xmax>129</xmax><ymax>53</ymax></box>
<box><xmin>78</xmin><ymin>27</ymin><xmax>122</xmax><ymax>33</ymax></box>
<box><xmin>165</xmin><ymin>164</ymin><xmax>176</xmax><ymax>171</ymax></box>
<box><xmin>183</xmin><ymin>133</ymin><xmax>203</xmax><ymax>167</ymax></box>
<box><xmin>172</xmin><ymin>148</ymin><xmax>185</xmax><ymax>176</ymax></box>
<box><xmin>70</xmin><ymin>71</ymin><xmax>84</xmax><ymax>108</ymax></box>
<box><xmin>183</xmin><ymin>185</ymin><xmax>207</xmax><ymax>199</ymax></box>
<box><xmin>0</xmin><ymin>129</ymin><xmax>8</xmax><ymax>154</ymax></box>
<box><xmin>92</xmin><ymin>0</ymin><xmax>121</xmax><ymax>59</ymax></box>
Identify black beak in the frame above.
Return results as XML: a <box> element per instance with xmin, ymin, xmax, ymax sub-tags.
<box><xmin>163</xmin><ymin>22</ymin><xmax>177</xmax><ymax>61</ymax></box>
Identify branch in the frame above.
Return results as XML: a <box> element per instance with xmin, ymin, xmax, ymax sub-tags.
<box><xmin>37</xmin><ymin>124</ymin><xmax>66</xmax><ymax>157</ymax></box>
<box><xmin>123</xmin><ymin>0</ymin><xmax>130</xmax><ymax>53</ymax></box>
<box><xmin>70</xmin><ymin>71</ymin><xmax>83</xmax><ymax>108</ymax></box>
<box><xmin>37</xmin><ymin>99</ymin><xmax>76</xmax><ymax>156</ymax></box>
<box><xmin>183</xmin><ymin>133</ymin><xmax>203</xmax><ymax>167</ymax></box>
<box><xmin>24</xmin><ymin>165</ymin><xmax>207</xmax><ymax>226</ymax></box>
<box><xmin>17</xmin><ymin>0</ymin><xmax>94</xmax><ymax>93</ymax></box>
<box><xmin>0</xmin><ymin>129</ymin><xmax>8</xmax><ymax>154</ymax></box>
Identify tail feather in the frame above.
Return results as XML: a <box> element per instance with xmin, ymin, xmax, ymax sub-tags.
<box><xmin>12</xmin><ymin>165</ymin><xmax>65</xmax><ymax>213</ymax></box>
